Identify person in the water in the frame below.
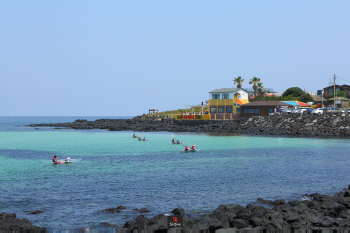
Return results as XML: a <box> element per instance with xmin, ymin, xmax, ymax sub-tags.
<box><xmin>52</xmin><ymin>155</ymin><xmax>57</xmax><ymax>162</ymax></box>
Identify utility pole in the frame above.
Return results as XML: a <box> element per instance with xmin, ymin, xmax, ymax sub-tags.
<box><xmin>333</xmin><ymin>74</ymin><xmax>336</xmax><ymax>108</ymax></box>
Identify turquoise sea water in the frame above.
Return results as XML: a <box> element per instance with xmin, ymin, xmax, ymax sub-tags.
<box><xmin>1</xmin><ymin>116</ymin><xmax>350</xmax><ymax>232</ymax></box>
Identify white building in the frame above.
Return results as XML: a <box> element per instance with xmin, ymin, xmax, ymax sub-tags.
<box><xmin>208</xmin><ymin>88</ymin><xmax>249</xmax><ymax>100</ymax></box>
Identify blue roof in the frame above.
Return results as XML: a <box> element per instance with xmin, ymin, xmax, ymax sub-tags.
<box><xmin>282</xmin><ymin>101</ymin><xmax>298</xmax><ymax>106</ymax></box>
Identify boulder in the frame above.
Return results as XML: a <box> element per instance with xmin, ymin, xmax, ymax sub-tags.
<box><xmin>133</xmin><ymin>208</ymin><xmax>151</xmax><ymax>213</ymax></box>
<box><xmin>103</xmin><ymin>208</ymin><xmax>121</xmax><ymax>213</ymax></box>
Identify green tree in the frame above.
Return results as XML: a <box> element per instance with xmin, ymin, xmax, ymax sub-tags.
<box><xmin>282</xmin><ymin>95</ymin><xmax>297</xmax><ymax>101</ymax></box>
<box><xmin>299</xmin><ymin>93</ymin><xmax>314</xmax><ymax>102</ymax></box>
<box><xmin>257</xmin><ymin>83</ymin><xmax>264</xmax><ymax>95</ymax></box>
<box><xmin>282</xmin><ymin>87</ymin><xmax>304</xmax><ymax>98</ymax></box>
<box><xmin>331</xmin><ymin>91</ymin><xmax>347</xmax><ymax>98</ymax></box>
<box><xmin>233</xmin><ymin>76</ymin><xmax>244</xmax><ymax>88</ymax></box>
<box><xmin>251</xmin><ymin>94</ymin><xmax>281</xmax><ymax>102</ymax></box>
<box><xmin>249</xmin><ymin>77</ymin><xmax>261</xmax><ymax>97</ymax></box>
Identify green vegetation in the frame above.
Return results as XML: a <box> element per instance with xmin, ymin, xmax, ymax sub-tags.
<box><xmin>251</xmin><ymin>86</ymin><xmax>314</xmax><ymax>102</ymax></box>
<box><xmin>233</xmin><ymin>76</ymin><xmax>244</xmax><ymax>88</ymax></box>
<box><xmin>257</xmin><ymin>83</ymin><xmax>264</xmax><ymax>95</ymax></box>
<box><xmin>249</xmin><ymin>77</ymin><xmax>261</xmax><ymax>97</ymax></box>
<box><xmin>299</xmin><ymin>93</ymin><xmax>314</xmax><ymax>102</ymax></box>
<box><xmin>331</xmin><ymin>91</ymin><xmax>347</xmax><ymax>98</ymax></box>
<box><xmin>282</xmin><ymin>87</ymin><xmax>304</xmax><ymax>98</ymax></box>
<box><xmin>146</xmin><ymin>107</ymin><xmax>209</xmax><ymax>117</ymax></box>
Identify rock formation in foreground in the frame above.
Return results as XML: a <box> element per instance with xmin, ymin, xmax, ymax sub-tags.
<box><xmin>117</xmin><ymin>186</ymin><xmax>350</xmax><ymax>233</ymax></box>
<box><xmin>0</xmin><ymin>213</ymin><xmax>47</xmax><ymax>232</ymax></box>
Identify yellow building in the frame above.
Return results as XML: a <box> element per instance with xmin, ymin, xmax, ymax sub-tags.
<box><xmin>208</xmin><ymin>88</ymin><xmax>249</xmax><ymax>120</ymax></box>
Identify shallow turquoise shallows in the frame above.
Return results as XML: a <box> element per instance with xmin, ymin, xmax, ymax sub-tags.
<box><xmin>1</xmin><ymin>117</ymin><xmax>350</xmax><ymax>232</ymax></box>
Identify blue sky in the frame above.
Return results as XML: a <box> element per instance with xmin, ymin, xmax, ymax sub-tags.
<box><xmin>1</xmin><ymin>1</ymin><xmax>349</xmax><ymax>116</ymax></box>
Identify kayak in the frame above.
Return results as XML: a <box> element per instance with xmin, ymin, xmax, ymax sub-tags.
<box><xmin>138</xmin><ymin>139</ymin><xmax>148</xmax><ymax>141</ymax></box>
<box><xmin>184</xmin><ymin>149</ymin><xmax>199</xmax><ymax>152</ymax></box>
<box><xmin>172</xmin><ymin>141</ymin><xmax>182</xmax><ymax>144</ymax></box>
<box><xmin>52</xmin><ymin>161</ymin><xmax>71</xmax><ymax>164</ymax></box>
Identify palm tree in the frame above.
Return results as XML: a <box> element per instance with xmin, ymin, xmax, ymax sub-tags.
<box><xmin>233</xmin><ymin>76</ymin><xmax>244</xmax><ymax>88</ymax></box>
<box><xmin>257</xmin><ymin>83</ymin><xmax>264</xmax><ymax>95</ymax></box>
<box><xmin>249</xmin><ymin>77</ymin><xmax>261</xmax><ymax>97</ymax></box>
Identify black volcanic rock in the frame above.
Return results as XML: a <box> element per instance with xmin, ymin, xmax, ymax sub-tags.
<box><xmin>0</xmin><ymin>213</ymin><xmax>47</xmax><ymax>232</ymax></box>
<box><xmin>28</xmin><ymin>114</ymin><xmax>350</xmax><ymax>138</ymax></box>
<box><xmin>117</xmin><ymin>186</ymin><xmax>350</xmax><ymax>232</ymax></box>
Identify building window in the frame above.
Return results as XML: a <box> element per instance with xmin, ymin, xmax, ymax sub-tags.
<box><xmin>243</xmin><ymin>109</ymin><xmax>260</xmax><ymax>114</ymax></box>
<box><xmin>218</xmin><ymin>107</ymin><xmax>225</xmax><ymax>113</ymax></box>
<box><xmin>328</xmin><ymin>89</ymin><xmax>333</xmax><ymax>94</ymax></box>
<box><xmin>337</xmin><ymin>88</ymin><xmax>340</xmax><ymax>92</ymax></box>
<box><xmin>212</xmin><ymin>94</ymin><xmax>220</xmax><ymax>99</ymax></box>
<box><xmin>233</xmin><ymin>103</ymin><xmax>240</xmax><ymax>106</ymax></box>
<box><xmin>210</xmin><ymin>107</ymin><xmax>217</xmax><ymax>113</ymax></box>
<box><xmin>226</xmin><ymin>107</ymin><xmax>233</xmax><ymax>113</ymax></box>
<box><xmin>222</xmin><ymin>94</ymin><xmax>229</xmax><ymax>99</ymax></box>
<box><xmin>266</xmin><ymin>109</ymin><xmax>273</xmax><ymax>113</ymax></box>
<box><xmin>236</xmin><ymin>108</ymin><xmax>240</xmax><ymax>113</ymax></box>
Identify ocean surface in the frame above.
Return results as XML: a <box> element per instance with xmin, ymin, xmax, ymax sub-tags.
<box><xmin>1</xmin><ymin>116</ymin><xmax>350</xmax><ymax>232</ymax></box>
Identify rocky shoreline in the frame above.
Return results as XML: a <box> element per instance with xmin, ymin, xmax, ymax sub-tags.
<box><xmin>4</xmin><ymin>187</ymin><xmax>350</xmax><ymax>232</ymax></box>
<box><xmin>116</xmin><ymin>186</ymin><xmax>350</xmax><ymax>233</ymax></box>
<box><xmin>28</xmin><ymin>113</ymin><xmax>350</xmax><ymax>138</ymax></box>
<box><xmin>0</xmin><ymin>213</ymin><xmax>47</xmax><ymax>232</ymax></box>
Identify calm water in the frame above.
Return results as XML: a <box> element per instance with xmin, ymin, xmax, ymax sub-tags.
<box><xmin>1</xmin><ymin>116</ymin><xmax>350</xmax><ymax>232</ymax></box>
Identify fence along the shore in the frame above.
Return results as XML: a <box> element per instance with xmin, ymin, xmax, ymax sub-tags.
<box><xmin>175</xmin><ymin>114</ymin><xmax>210</xmax><ymax>120</ymax></box>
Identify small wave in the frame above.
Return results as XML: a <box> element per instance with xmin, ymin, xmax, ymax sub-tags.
<box><xmin>299</xmin><ymin>195</ymin><xmax>313</xmax><ymax>201</ymax></box>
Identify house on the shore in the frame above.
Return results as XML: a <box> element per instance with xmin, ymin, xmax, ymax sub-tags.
<box><xmin>240</xmin><ymin>101</ymin><xmax>293</xmax><ymax>118</ymax></box>
<box><xmin>208</xmin><ymin>88</ymin><xmax>249</xmax><ymax>120</ymax></box>
<box><xmin>323</xmin><ymin>85</ymin><xmax>350</xmax><ymax>98</ymax></box>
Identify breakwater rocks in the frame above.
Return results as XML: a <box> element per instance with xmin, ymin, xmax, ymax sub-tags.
<box><xmin>238</xmin><ymin>113</ymin><xmax>350</xmax><ymax>137</ymax></box>
<box><xmin>118</xmin><ymin>186</ymin><xmax>350</xmax><ymax>233</ymax></box>
<box><xmin>27</xmin><ymin>116</ymin><xmax>242</xmax><ymax>133</ymax></box>
<box><xmin>28</xmin><ymin>114</ymin><xmax>350</xmax><ymax>137</ymax></box>
<box><xmin>0</xmin><ymin>213</ymin><xmax>47</xmax><ymax>232</ymax></box>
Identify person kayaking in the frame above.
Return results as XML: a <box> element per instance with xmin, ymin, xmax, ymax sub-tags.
<box><xmin>52</xmin><ymin>155</ymin><xmax>58</xmax><ymax>162</ymax></box>
<box><xmin>185</xmin><ymin>145</ymin><xmax>189</xmax><ymax>152</ymax></box>
<box><xmin>65</xmin><ymin>157</ymin><xmax>71</xmax><ymax>163</ymax></box>
<box><xmin>176</xmin><ymin>140</ymin><xmax>180</xmax><ymax>144</ymax></box>
<box><xmin>172</xmin><ymin>139</ymin><xmax>175</xmax><ymax>143</ymax></box>
<box><xmin>191</xmin><ymin>145</ymin><xmax>197</xmax><ymax>151</ymax></box>
<box><xmin>138</xmin><ymin>136</ymin><xmax>141</xmax><ymax>140</ymax></box>
<box><xmin>132</xmin><ymin>133</ymin><xmax>136</xmax><ymax>138</ymax></box>
<box><xmin>143</xmin><ymin>137</ymin><xmax>146</xmax><ymax>141</ymax></box>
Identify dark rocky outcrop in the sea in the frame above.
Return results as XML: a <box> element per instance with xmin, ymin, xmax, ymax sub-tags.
<box><xmin>0</xmin><ymin>212</ymin><xmax>47</xmax><ymax>232</ymax></box>
<box><xmin>133</xmin><ymin>208</ymin><xmax>151</xmax><ymax>213</ymax></box>
<box><xmin>103</xmin><ymin>208</ymin><xmax>121</xmax><ymax>213</ymax></box>
<box><xmin>28</xmin><ymin>113</ymin><xmax>350</xmax><ymax>138</ymax></box>
<box><xmin>30</xmin><ymin>210</ymin><xmax>44</xmax><ymax>215</ymax></box>
<box><xmin>117</xmin><ymin>186</ymin><xmax>350</xmax><ymax>233</ymax></box>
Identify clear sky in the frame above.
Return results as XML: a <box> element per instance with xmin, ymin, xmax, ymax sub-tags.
<box><xmin>1</xmin><ymin>1</ymin><xmax>349</xmax><ymax>116</ymax></box>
